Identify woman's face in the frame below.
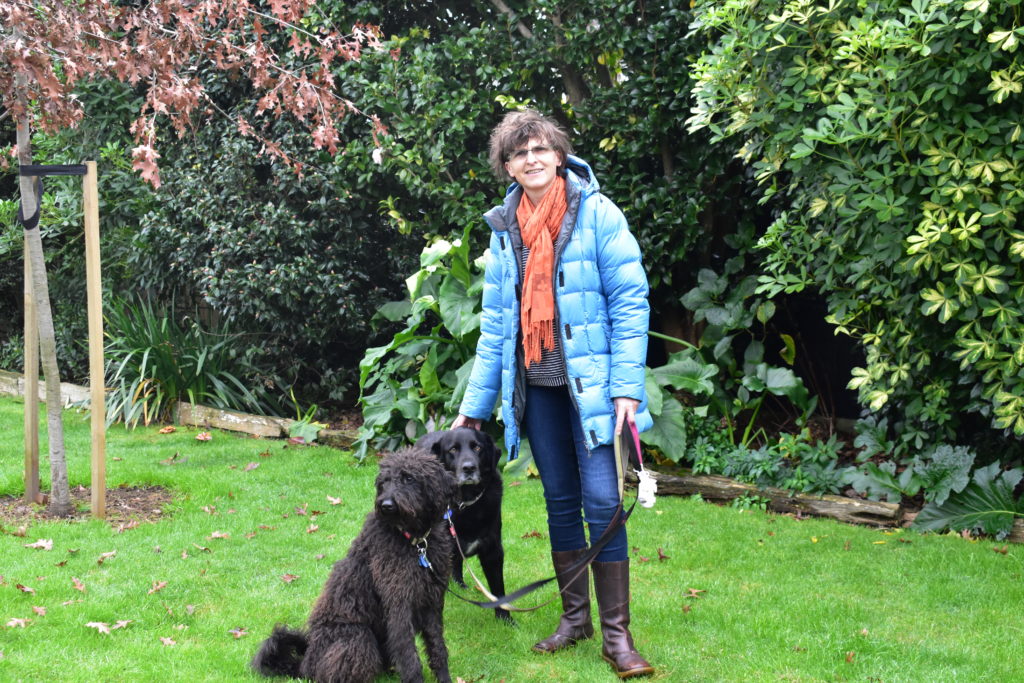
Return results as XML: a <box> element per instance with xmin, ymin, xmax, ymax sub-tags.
<box><xmin>504</xmin><ymin>137</ymin><xmax>563</xmax><ymax>203</ymax></box>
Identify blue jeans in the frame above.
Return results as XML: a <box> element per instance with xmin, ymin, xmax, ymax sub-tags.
<box><xmin>523</xmin><ymin>384</ymin><xmax>627</xmax><ymax>562</ymax></box>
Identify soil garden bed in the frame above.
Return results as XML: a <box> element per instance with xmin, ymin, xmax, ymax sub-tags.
<box><xmin>0</xmin><ymin>485</ymin><xmax>174</xmax><ymax>528</ymax></box>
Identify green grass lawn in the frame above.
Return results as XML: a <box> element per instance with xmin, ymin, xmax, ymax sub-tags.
<box><xmin>1</xmin><ymin>396</ymin><xmax>1022</xmax><ymax>682</ymax></box>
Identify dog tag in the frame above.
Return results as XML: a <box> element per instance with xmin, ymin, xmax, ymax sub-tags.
<box><xmin>418</xmin><ymin>549</ymin><xmax>432</xmax><ymax>569</ymax></box>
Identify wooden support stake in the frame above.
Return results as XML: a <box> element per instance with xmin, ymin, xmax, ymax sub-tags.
<box><xmin>83</xmin><ymin>161</ymin><xmax>106</xmax><ymax>518</ymax></box>
<box><xmin>23</xmin><ymin>233</ymin><xmax>40</xmax><ymax>505</ymax></box>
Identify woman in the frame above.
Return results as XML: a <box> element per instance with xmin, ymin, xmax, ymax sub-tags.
<box><xmin>452</xmin><ymin>109</ymin><xmax>653</xmax><ymax>678</ymax></box>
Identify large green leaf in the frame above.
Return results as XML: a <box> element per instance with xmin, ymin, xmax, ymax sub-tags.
<box><xmin>913</xmin><ymin>463</ymin><xmax>1024</xmax><ymax>537</ymax></box>
<box><xmin>651</xmin><ymin>356</ymin><xmax>718</xmax><ymax>397</ymax></box>
<box><xmin>439</xmin><ymin>274</ymin><xmax>479</xmax><ymax>340</ymax></box>
<box><xmin>640</xmin><ymin>395</ymin><xmax>689</xmax><ymax>462</ymax></box>
<box><xmin>644</xmin><ymin>368</ymin><xmax>664</xmax><ymax>416</ymax></box>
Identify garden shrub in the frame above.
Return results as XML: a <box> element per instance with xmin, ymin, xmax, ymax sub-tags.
<box><xmin>688</xmin><ymin>0</ymin><xmax>1024</xmax><ymax>451</ymax></box>
<box><xmin>104</xmin><ymin>296</ymin><xmax>274</xmax><ymax>426</ymax></box>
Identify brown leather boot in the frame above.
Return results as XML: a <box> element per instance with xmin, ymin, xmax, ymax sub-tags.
<box><xmin>592</xmin><ymin>559</ymin><xmax>654</xmax><ymax>678</ymax></box>
<box><xmin>532</xmin><ymin>548</ymin><xmax>594</xmax><ymax>653</ymax></box>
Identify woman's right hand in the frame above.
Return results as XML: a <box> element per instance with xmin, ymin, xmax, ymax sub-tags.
<box><xmin>451</xmin><ymin>414</ymin><xmax>482</xmax><ymax>431</ymax></box>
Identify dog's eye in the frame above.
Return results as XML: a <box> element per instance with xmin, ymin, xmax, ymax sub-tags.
<box><xmin>448</xmin><ymin>447</ymin><xmax>458</xmax><ymax>454</ymax></box>
<box><xmin>472</xmin><ymin>444</ymin><xmax>481</xmax><ymax>452</ymax></box>
<box><xmin>401</xmin><ymin>472</ymin><xmax>415</xmax><ymax>485</ymax></box>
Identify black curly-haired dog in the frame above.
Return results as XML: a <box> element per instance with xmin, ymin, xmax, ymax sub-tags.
<box><xmin>415</xmin><ymin>427</ymin><xmax>511</xmax><ymax>623</ymax></box>
<box><xmin>251</xmin><ymin>447</ymin><xmax>456</xmax><ymax>683</ymax></box>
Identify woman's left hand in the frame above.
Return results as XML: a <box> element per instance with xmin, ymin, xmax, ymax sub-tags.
<box><xmin>613</xmin><ymin>397</ymin><xmax>640</xmax><ymax>435</ymax></box>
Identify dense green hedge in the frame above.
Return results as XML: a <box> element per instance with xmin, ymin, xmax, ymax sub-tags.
<box><xmin>689</xmin><ymin>0</ymin><xmax>1024</xmax><ymax>451</ymax></box>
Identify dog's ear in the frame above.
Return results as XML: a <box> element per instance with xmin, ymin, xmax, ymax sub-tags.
<box><xmin>418</xmin><ymin>432</ymin><xmax>445</xmax><ymax>458</ymax></box>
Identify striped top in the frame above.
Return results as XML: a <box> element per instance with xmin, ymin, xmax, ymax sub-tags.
<box><xmin>519</xmin><ymin>244</ymin><xmax>567</xmax><ymax>387</ymax></box>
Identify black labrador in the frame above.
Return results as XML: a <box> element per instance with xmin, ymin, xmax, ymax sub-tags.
<box><xmin>415</xmin><ymin>427</ymin><xmax>512</xmax><ymax>622</ymax></box>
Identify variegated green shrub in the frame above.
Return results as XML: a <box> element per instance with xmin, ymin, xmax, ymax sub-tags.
<box><xmin>689</xmin><ymin>0</ymin><xmax>1024</xmax><ymax>450</ymax></box>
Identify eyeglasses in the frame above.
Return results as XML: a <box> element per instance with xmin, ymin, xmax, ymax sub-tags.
<box><xmin>508</xmin><ymin>145</ymin><xmax>554</xmax><ymax>162</ymax></box>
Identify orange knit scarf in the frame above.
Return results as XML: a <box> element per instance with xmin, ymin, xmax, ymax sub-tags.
<box><xmin>516</xmin><ymin>175</ymin><xmax>567</xmax><ymax>368</ymax></box>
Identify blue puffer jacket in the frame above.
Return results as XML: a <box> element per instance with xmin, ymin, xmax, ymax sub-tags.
<box><xmin>459</xmin><ymin>155</ymin><xmax>651</xmax><ymax>460</ymax></box>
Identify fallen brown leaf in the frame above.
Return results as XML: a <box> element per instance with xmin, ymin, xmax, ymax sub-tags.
<box><xmin>32</xmin><ymin>606</ymin><xmax>46</xmax><ymax>616</ymax></box>
<box><xmin>148</xmin><ymin>581</ymin><xmax>168</xmax><ymax>595</ymax></box>
<box><xmin>116</xmin><ymin>520</ymin><xmax>140</xmax><ymax>534</ymax></box>
<box><xmin>16</xmin><ymin>584</ymin><xmax>35</xmax><ymax>594</ymax></box>
<box><xmin>86</xmin><ymin>622</ymin><xmax>111</xmax><ymax>634</ymax></box>
<box><xmin>195</xmin><ymin>431</ymin><xmax>213</xmax><ymax>441</ymax></box>
<box><xmin>24</xmin><ymin>539</ymin><xmax>53</xmax><ymax>551</ymax></box>
<box><xmin>845</xmin><ymin>651</ymin><xmax>855</xmax><ymax>663</ymax></box>
<box><xmin>72</xmin><ymin>577</ymin><xmax>86</xmax><ymax>592</ymax></box>
<box><xmin>208</xmin><ymin>531</ymin><xmax>230</xmax><ymax>540</ymax></box>
<box><xmin>243</xmin><ymin>462</ymin><xmax>260</xmax><ymax>472</ymax></box>
<box><xmin>158</xmin><ymin>426</ymin><xmax>176</xmax><ymax>434</ymax></box>
<box><xmin>160</xmin><ymin>637</ymin><xmax>176</xmax><ymax>646</ymax></box>
<box><xmin>657</xmin><ymin>548</ymin><xmax>670</xmax><ymax>561</ymax></box>
<box><xmin>306</xmin><ymin>524</ymin><xmax>319</xmax><ymax>534</ymax></box>
<box><xmin>327</xmin><ymin>496</ymin><xmax>343</xmax><ymax>506</ymax></box>
<box><xmin>281</xmin><ymin>574</ymin><xmax>299</xmax><ymax>583</ymax></box>
<box><xmin>229</xmin><ymin>627</ymin><xmax>248</xmax><ymax>639</ymax></box>
<box><xmin>97</xmin><ymin>551</ymin><xmax>117</xmax><ymax>565</ymax></box>
<box><xmin>684</xmin><ymin>588</ymin><xmax>705</xmax><ymax>599</ymax></box>
<box><xmin>993</xmin><ymin>545</ymin><xmax>1009</xmax><ymax>555</ymax></box>
<box><xmin>6</xmin><ymin>618</ymin><xmax>30</xmax><ymax>628</ymax></box>
<box><xmin>112</xmin><ymin>620</ymin><xmax>132</xmax><ymax>630</ymax></box>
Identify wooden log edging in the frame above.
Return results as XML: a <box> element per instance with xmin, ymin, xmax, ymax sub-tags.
<box><xmin>0</xmin><ymin>369</ymin><xmax>91</xmax><ymax>406</ymax></box>
<box><xmin>627</xmin><ymin>469</ymin><xmax>903</xmax><ymax>527</ymax></box>
<box><xmin>0</xmin><ymin>373</ymin><xmax>358</xmax><ymax>447</ymax></box>
<box><xmin>173</xmin><ymin>401</ymin><xmax>357</xmax><ymax>448</ymax></box>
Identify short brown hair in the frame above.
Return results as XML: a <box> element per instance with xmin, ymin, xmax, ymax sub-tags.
<box><xmin>488</xmin><ymin>109</ymin><xmax>573</xmax><ymax>181</ymax></box>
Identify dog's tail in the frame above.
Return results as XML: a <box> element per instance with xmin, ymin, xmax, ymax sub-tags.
<box><xmin>251</xmin><ymin>625</ymin><xmax>308</xmax><ymax>678</ymax></box>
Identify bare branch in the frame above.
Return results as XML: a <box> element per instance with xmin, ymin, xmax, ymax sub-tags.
<box><xmin>488</xmin><ymin>0</ymin><xmax>532</xmax><ymax>39</ymax></box>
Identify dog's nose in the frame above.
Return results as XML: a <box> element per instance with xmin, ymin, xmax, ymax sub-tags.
<box><xmin>461</xmin><ymin>464</ymin><xmax>477</xmax><ymax>476</ymax></box>
<box><xmin>378</xmin><ymin>498</ymin><xmax>396</xmax><ymax>513</ymax></box>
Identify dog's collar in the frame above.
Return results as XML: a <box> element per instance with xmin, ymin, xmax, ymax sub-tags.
<box><xmin>457</xmin><ymin>489</ymin><xmax>485</xmax><ymax>510</ymax></box>
<box><xmin>402</xmin><ymin>530</ymin><xmax>433</xmax><ymax>568</ymax></box>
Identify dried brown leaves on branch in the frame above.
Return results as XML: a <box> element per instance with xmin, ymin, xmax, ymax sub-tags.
<box><xmin>0</xmin><ymin>0</ymin><xmax>387</xmax><ymax>186</ymax></box>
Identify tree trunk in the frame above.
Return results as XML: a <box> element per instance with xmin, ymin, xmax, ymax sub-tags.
<box><xmin>15</xmin><ymin>90</ymin><xmax>73</xmax><ymax>517</ymax></box>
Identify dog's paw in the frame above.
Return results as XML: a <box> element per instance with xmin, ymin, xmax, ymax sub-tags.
<box><xmin>495</xmin><ymin>609</ymin><xmax>517</xmax><ymax>626</ymax></box>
